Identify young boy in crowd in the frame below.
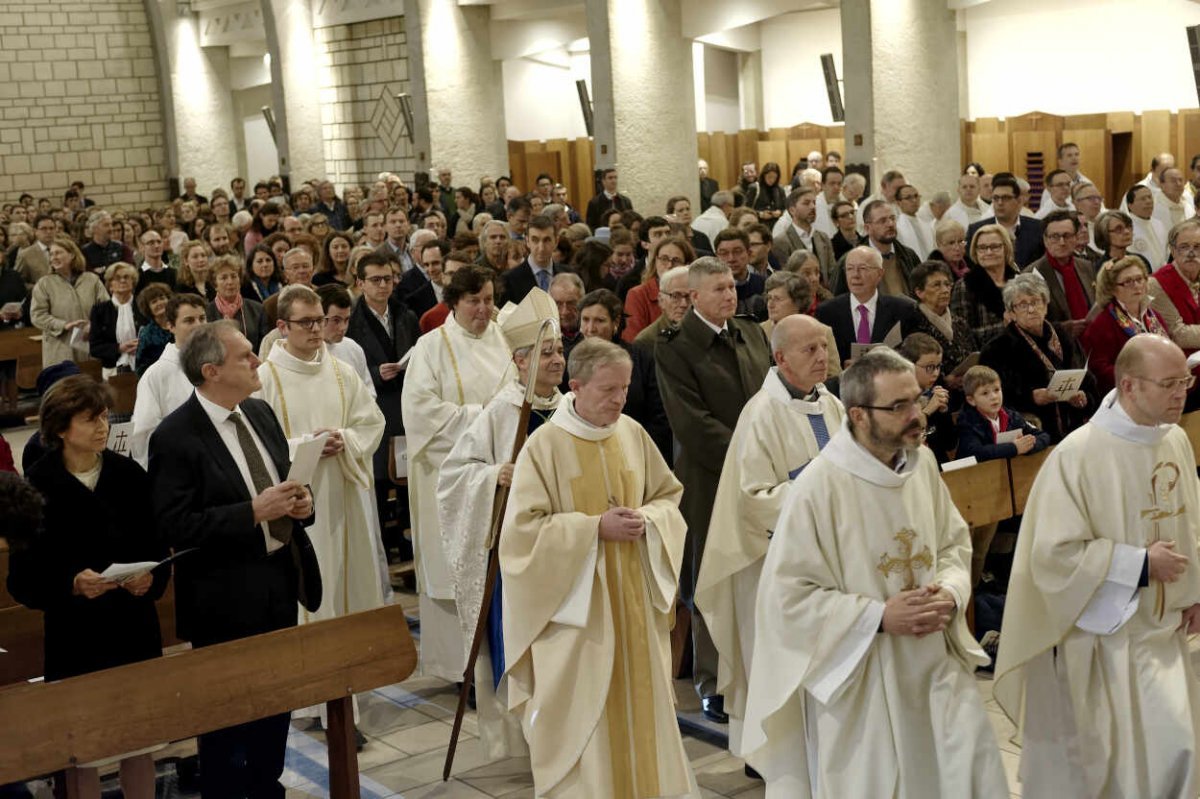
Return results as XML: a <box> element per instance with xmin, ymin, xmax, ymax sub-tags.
<box><xmin>897</xmin><ymin>332</ymin><xmax>956</xmax><ymax>462</ymax></box>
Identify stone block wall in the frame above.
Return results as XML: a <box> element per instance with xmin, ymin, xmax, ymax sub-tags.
<box><xmin>314</xmin><ymin>16</ymin><xmax>415</xmax><ymax>191</ymax></box>
<box><xmin>0</xmin><ymin>0</ymin><xmax>169</xmax><ymax>207</ymax></box>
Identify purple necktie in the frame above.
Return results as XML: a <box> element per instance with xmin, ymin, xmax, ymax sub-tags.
<box><xmin>856</xmin><ymin>304</ymin><xmax>871</xmax><ymax>344</ymax></box>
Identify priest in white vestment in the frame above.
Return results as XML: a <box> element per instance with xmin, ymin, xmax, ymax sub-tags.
<box><xmin>895</xmin><ymin>185</ymin><xmax>933</xmax><ymax>261</ymax></box>
<box><xmin>402</xmin><ymin>264</ymin><xmax>513</xmax><ymax>681</ymax></box>
<box><xmin>439</xmin><ymin>288</ymin><xmax>562</xmax><ymax>762</ymax></box>
<box><xmin>944</xmin><ymin>174</ymin><xmax>989</xmax><ymax>230</ymax></box>
<box><xmin>130</xmin><ymin>295</ymin><xmax>209</xmax><ymax>466</ymax></box>
<box><xmin>742</xmin><ymin>348</ymin><xmax>1007</xmax><ymax>798</ymax></box>
<box><xmin>500</xmin><ymin>338</ymin><xmax>697</xmax><ymax>798</ymax></box>
<box><xmin>317</xmin><ymin>282</ymin><xmax>376</xmax><ymax>397</ymax></box>
<box><xmin>1128</xmin><ymin>184</ymin><xmax>1170</xmax><ymax>268</ymax></box>
<box><xmin>695</xmin><ymin>315</ymin><xmax>844</xmax><ymax>757</ymax></box>
<box><xmin>995</xmin><ymin>334</ymin><xmax>1200</xmax><ymax>799</ymax></box>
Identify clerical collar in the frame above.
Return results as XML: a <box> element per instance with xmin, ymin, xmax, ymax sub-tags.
<box><xmin>821</xmin><ymin>419</ymin><xmax>918</xmax><ymax>488</ymax></box>
<box><xmin>550</xmin><ymin>392</ymin><xmax>617</xmax><ymax>441</ymax></box>
<box><xmin>778</xmin><ymin>370</ymin><xmax>819</xmax><ymax>401</ymax></box>
<box><xmin>1090</xmin><ymin>389</ymin><xmax>1173</xmax><ymax>445</ymax></box>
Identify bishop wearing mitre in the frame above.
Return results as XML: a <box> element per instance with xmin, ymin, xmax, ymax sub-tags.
<box><xmin>439</xmin><ymin>287</ymin><xmax>563</xmax><ymax>762</ymax></box>
<box><xmin>500</xmin><ymin>337</ymin><xmax>698</xmax><ymax>797</ymax></box>
<box><xmin>996</xmin><ymin>334</ymin><xmax>1200</xmax><ymax>798</ymax></box>
<box><xmin>694</xmin><ymin>314</ymin><xmax>843</xmax><ymax>757</ymax></box>
<box><xmin>742</xmin><ymin>348</ymin><xmax>1007</xmax><ymax>798</ymax></box>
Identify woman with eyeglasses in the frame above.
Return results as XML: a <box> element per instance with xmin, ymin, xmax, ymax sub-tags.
<box><xmin>829</xmin><ymin>199</ymin><xmax>862</xmax><ymax>260</ymax></box>
<box><xmin>930</xmin><ymin>219</ymin><xmax>969</xmax><ymax>280</ymax></box>
<box><xmin>621</xmin><ymin>235</ymin><xmax>695</xmax><ymax>342</ymax></box>
<box><xmin>980</xmin><ymin>273</ymin><xmax>1094</xmax><ymax>442</ymax></box>
<box><xmin>950</xmin><ymin>223</ymin><xmax>1016</xmax><ymax>346</ymax></box>
<box><xmin>901</xmin><ymin>260</ymin><xmax>976</xmax><ymax>387</ymax></box>
<box><xmin>1081</xmin><ymin>257</ymin><xmax>1167</xmax><ymax>396</ymax></box>
<box><xmin>1094</xmin><ymin>209</ymin><xmax>1151</xmax><ymax>273</ymax></box>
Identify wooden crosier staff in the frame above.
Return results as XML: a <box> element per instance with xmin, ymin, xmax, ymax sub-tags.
<box><xmin>443</xmin><ymin>318</ymin><xmax>555</xmax><ymax>781</ymax></box>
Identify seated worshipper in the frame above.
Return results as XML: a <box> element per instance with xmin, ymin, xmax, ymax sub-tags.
<box><xmin>1094</xmin><ymin>209</ymin><xmax>1150</xmax><ymax>272</ymax></box>
<box><xmin>1126</xmin><ymin>184</ymin><xmax>1169</xmax><ymax>268</ymax></box>
<box><xmin>131</xmin><ymin>294</ymin><xmax>207</xmax><ymax>466</ymax></box>
<box><xmin>814</xmin><ymin>245</ymin><xmax>916</xmax><ymax>367</ymax></box>
<box><xmin>950</xmin><ymin>223</ymin><xmax>1017</xmax><ymax>346</ymax></box>
<box><xmin>401</xmin><ymin>264</ymin><xmax>513</xmax><ymax>682</ymax></box>
<box><xmin>622</xmin><ymin>235</ymin><xmax>695</xmax><ymax>342</ymax></box>
<box><xmin>761</xmin><ymin>271</ymin><xmax>841</xmax><ymax>378</ymax></box>
<box><xmin>995</xmin><ymin>334</ymin><xmax>1200</xmax><ymax>799</ymax></box>
<box><xmin>8</xmin><ymin>375</ymin><xmax>167</xmax><ymax>799</ymax></box>
<box><xmin>929</xmin><ymin>218</ymin><xmax>970</xmax><ymax>280</ymax></box>
<box><xmin>632</xmin><ymin>265</ymin><xmax>691</xmax><ymax>356</ymax></box>
<box><xmin>30</xmin><ymin>235</ymin><xmax>109</xmax><ymax>367</ymax></box>
<box><xmin>178</xmin><ymin>239</ymin><xmax>216</xmax><ymax>302</ymax></box>
<box><xmin>900</xmin><ymin>260</ymin><xmax>977</xmax><ymax>387</ymax></box>
<box><xmin>695</xmin><ymin>314</ymin><xmax>844</xmax><ymax>758</ymax></box>
<box><xmin>1023</xmin><ymin>210</ymin><xmax>1096</xmax><ymax>337</ymax></box>
<box><xmin>257</xmin><ymin>285</ymin><xmax>388</xmax><ymax>736</ymax></box>
<box><xmin>897</xmin><ymin>332</ymin><xmax>957</xmax><ymax>463</ymax></box>
<box><xmin>1148</xmin><ymin>218</ymin><xmax>1200</xmax><ymax>367</ymax></box>
<box><xmin>440</xmin><ymin>288</ymin><xmax>562</xmax><ymax>763</ymax></box>
<box><xmin>499</xmin><ymin>337</ymin><xmax>698</xmax><ymax>797</ymax></box>
<box><xmin>1082</xmin><ymin>256</ymin><xmax>1168</xmax><ymax>396</ymax></box>
<box><xmin>714</xmin><ymin>227</ymin><xmax>766</xmax><ymax>319</ymax></box>
<box><xmin>88</xmin><ymin>261</ymin><xmax>140</xmax><ymax>376</ymax></box>
<box><xmin>956</xmin><ymin>364</ymin><xmax>1051</xmax><ymax>463</ymax></box>
<box><xmin>981</xmin><ymin>274</ymin><xmax>1095</xmax><ymax>443</ymax></box>
<box><xmin>242</xmin><ymin>243</ymin><xmax>283</xmax><ymax>303</ymax></box>
<box><xmin>207</xmin><ymin>254</ymin><xmax>268</xmax><ymax>353</ymax></box>
<box><xmin>740</xmin><ymin>349</ymin><xmax>1007</xmax><ymax>797</ymax></box>
<box><xmin>134</xmin><ymin>283</ymin><xmax>174</xmax><ymax>377</ymax></box>
<box><xmin>576</xmin><ymin>288</ymin><xmax>672</xmax><ymax>463</ymax></box>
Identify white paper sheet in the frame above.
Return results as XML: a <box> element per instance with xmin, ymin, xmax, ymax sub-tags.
<box><xmin>996</xmin><ymin>430</ymin><xmax>1022</xmax><ymax>445</ymax></box>
<box><xmin>287</xmin><ymin>432</ymin><xmax>329</xmax><ymax>484</ymax></box>
<box><xmin>100</xmin><ymin>548</ymin><xmax>197</xmax><ymax>583</ymax></box>
<box><xmin>1045</xmin><ymin>368</ymin><xmax>1088</xmax><ymax>400</ymax></box>
<box><xmin>940</xmin><ymin>456</ymin><xmax>978</xmax><ymax>472</ymax></box>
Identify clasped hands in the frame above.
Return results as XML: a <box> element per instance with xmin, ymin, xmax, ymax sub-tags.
<box><xmin>73</xmin><ymin>569</ymin><xmax>152</xmax><ymax>599</ymax></box>
<box><xmin>314</xmin><ymin>427</ymin><xmax>344</xmax><ymax>458</ymax></box>
<box><xmin>252</xmin><ymin>480</ymin><xmax>313</xmax><ymax>523</ymax></box>
<box><xmin>882</xmin><ymin>584</ymin><xmax>956</xmax><ymax>638</ymax></box>
<box><xmin>599</xmin><ymin>506</ymin><xmax>645</xmax><ymax>542</ymax></box>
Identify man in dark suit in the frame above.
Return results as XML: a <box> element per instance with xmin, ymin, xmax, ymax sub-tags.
<box><xmin>655</xmin><ymin>257</ymin><xmax>771</xmax><ymax>723</ymax></box>
<box><xmin>816</xmin><ymin>245</ymin><xmax>917</xmax><ymax>365</ymax></box>
<box><xmin>501</xmin><ymin>214</ymin><xmax>566</xmax><ymax>304</ymax></box>
<box><xmin>966</xmin><ymin>173</ymin><xmax>1044</xmax><ymax>268</ymax></box>
<box><xmin>346</xmin><ymin>250</ymin><xmax>420</xmax><ymax>557</ymax></box>
<box><xmin>585</xmin><ymin>168</ymin><xmax>634</xmax><ymax>231</ymax></box>
<box><xmin>150</xmin><ymin>320</ymin><xmax>317</xmax><ymax>799</ymax></box>
<box><xmin>770</xmin><ymin>186</ymin><xmax>836</xmax><ymax>282</ymax></box>
<box><xmin>831</xmin><ymin>198</ymin><xmax>921</xmax><ymax>297</ymax></box>
<box><xmin>699</xmin><ymin>159</ymin><xmax>719</xmax><ymax>211</ymax></box>
<box><xmin>1022</xmin><ymin>209</ymin><xmax>1095</xmax><ymax>337</ymax></box>
<box><xmin>396</xmin><ymin>238</ymin><xmax>444</xmax><ymax>318</ymax></box>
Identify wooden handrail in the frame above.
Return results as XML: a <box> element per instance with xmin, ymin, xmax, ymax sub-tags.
<box><xmin>0</xmin><ymin>604</ymin><xmax>416</xmax><ymax>797</ymax></box>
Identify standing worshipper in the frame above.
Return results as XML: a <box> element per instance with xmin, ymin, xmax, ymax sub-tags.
<box><xmin>656</xmin><ymin>256</ymin><xmax>771</xmax><ymax>723</ymax></box>
<box><xmin>500</xmin><ymin>338</ymin><xmax>697</xmax><ymax>797</ymax></box>
<box><xmin>995</xmin><ymin>334</ymin><xmax>1200</xmax><ymax>798</ymax></box>
<box><xmin>402</xmin><ymin>264</ymin><xmax>513</xmax><ymax>681</ymax></box>
<box><xmin>742</xmin><ymin>348</ymin><xmax>1007</xmax><ymax>798</ymax></box>
<box><xmin>439</xmin><ymin>288</ymin><xmax>562</xmax><ymax>762</ymax></box>
<box><xmin>694</xmin><ymin>314</ymin><xmax>844</xmax><ymax>758</ymax></box>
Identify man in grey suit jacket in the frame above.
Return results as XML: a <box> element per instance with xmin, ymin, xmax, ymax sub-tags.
<box><xmin>771</xmin><ymin>186</ymin><xmax>836</xmax><ymax>285</ymax></box>
<box><xmin>15</xmin><ymin>214</ymin><xmax>56</xmax><ymax>291</ymax></box>
<box><xmin>1022</xmin><ymin>209</ymin><xmax>1096</xmax><ymax>337</ymax></box>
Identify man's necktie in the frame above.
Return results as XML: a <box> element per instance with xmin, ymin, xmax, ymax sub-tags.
<box><xmin>229</xmin><ymin>411</ymin><xmax>292</xmax><ymax>544</ymax></box>
<box><xmin>856</xmin><ymin>305</ymin><xmax>871</xmax><ymax>345</ymax></box>
<box><xmin>536</xmin><ymin>269</ymin><xmax>550</xmax><ymax>292</ymax></box>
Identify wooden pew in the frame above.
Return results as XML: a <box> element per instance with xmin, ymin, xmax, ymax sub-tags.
<box><xmin>941</xmin><ymin>458</ymin><xmax>1012</xmax><ymax>528</ymax></box>
<box><xmin>1009</xmin><ymin>446</ymin><xmax>1054</xmax><ymax>516</ymax></box>
<box><xmin>0</xmin><ymin>604</ymin><xmax>416</xmax><ymax>799</ymax></box>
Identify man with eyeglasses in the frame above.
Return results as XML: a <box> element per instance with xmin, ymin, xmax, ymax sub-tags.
<box><xmin>317</xmin><ymin>283</ymin><xmax>374</xmax><ymax>396</ymax></box>
<box><xmin>818</xmin><ymin>245</ymin><xmax>916</xmax><ymax>366</ymax></box>
<box><xmin>967</xmin><ymin>173</ymin><xmax>1044</xmax><ymax>268</ymax></box>
<box><xmin>1036</xmin><ymin>170</ymin><xmax>1075</xmax><ymax>219</ymax></box>
<box><xmin>1148</xmin><ymin>218</ymin><xmax>1200</xmax><ymax>364</ymax></box>
<box><xmin>136</xmin><ymin>229</ymin><xmax>178</xmax><ymax>297</ymax></box>
<box><xmin>946</xmin><ymin>174</ymin><xmax>990</xmax><ymax>231</ymax></box>
<box><xmin>771</xmin><ymin>187</ymin><xmax>835</xmax><ymax>283</ymax></box>
<box><xmin>996</xmin><ymin>333</ymin><xmax>1200</xmax><ymax>798</ymax></box>
<box><xmin>830</xmin><ymin>199</ymin><xmax>864</xmax><ymax>261</ymax></box>
<box><xmin>15</xmin><ymin>213</ymin><xmax>57</xmax><ymax>290</ymax></box>
<box><xmin>1152</xmin><ymin>167</ymin><xmax>1194</xmax><ymax>232</ymax></box>
<box><xmin>258</xmin><ymin>284</ymin><xmax>387</xmax><ymax>742</ymax></box>
<box><xmin>1023</xmin><ymin>210</ymin><xmax>1096</xmax><ymax>336</ymax></box>
<box><xmin>1038</xmin><ymin>143</ymin><xmax>1092</xmax><ymax>211</ymax></box>
<box><xmin>633</xmin><ymin>265</ymin><xmax>691</xmax><ymax>355</ymax></box>
<box><xmin>833</xmin><ymin>199</ymin><xmax>921</xmax><ymax>297</ymax></box>
<box><xmin>813</xmin><ymin>166</ymin><xmax>844</xmax><ymax>238</ymax></box>
<box><xmin>1071</xmin><ymin>183</ymin><xmax>1105</xmax><ymax>258</ymax></box>
<box><xmin>743</xmin><ymin>347</ymin><xmax>1007</xmax><ymax>795</ymax></box>
<box><xmin>895</xmin><ymin>184</ymin><xmax>933</xmax><ymax>261</ymax></box>
<box><xmin>396</xmin><ymin>238</ymin><xmax>445</xmax><ymax>318</ymax></box>
<box><xmin>260</xmin><ymin>247</ymin><xmax>316</xmax><ymax>335</ymax></box>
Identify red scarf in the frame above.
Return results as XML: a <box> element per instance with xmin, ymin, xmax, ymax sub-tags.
<box><xmin>989</xmin><ymin>408</ymin><xmax>1010</xmax><ymax>443</ymax></box>
<box><xmin>214</xmin><ymin>292</ymin><xmax>243</xmax><ymax>319</ymax></box>
<box><xmin>1048</xmin><ymin>254</ymin><xmax>1089</xmax><ymax>320</ymax></box>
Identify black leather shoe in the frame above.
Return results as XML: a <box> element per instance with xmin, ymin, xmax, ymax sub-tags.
<box><xmin>701</xmin><ymin>695</ymin><xmax>728</xmax><ymax>724</ymax></box>
<box><xmin>355</xmin><ymin>728</ymin><xmax>368</xmax><ymax>752</ymax></box>
<box><xmin>744</xmin><ymin>764</ymin><xmax>763</xmax><ymax>780</ymax></box>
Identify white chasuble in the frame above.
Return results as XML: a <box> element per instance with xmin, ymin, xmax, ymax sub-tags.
<box><xmin>402</xmin><ymin>315</ymin><xmax>512</xmax><ymax>680</ymax></box>
<box><xmin>695</xmin><ymin>370</ymin><xmax>843</xmax><ymax>756</ymax></box>
<box><xmin>995</xmin><ymin>391</ymin><xmax>1200</xmax><ymax>799</ymax></box>
<box><xmin>499</xmin><ymin>396</ymin><xmax>697</xmax><ymax>798</ymax></box>
<box><xmin>438</xmin><ymin>379</ymin><xmax>559</xmax><ymax>761</ymax></box>
<box><xmin>741</xmin><ymin>423</ymin><xmax>1007</xmax><ymax>799</ymax></box>
<box><xmin>257</xmin><ymin>342</ymin><xmax>390</xmax><ymax>617</ymax></box>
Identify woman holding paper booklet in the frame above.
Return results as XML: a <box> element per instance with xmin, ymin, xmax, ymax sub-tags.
<box><xmin>980</xmin><ymin>273</ymin><xmax>1097</xmax><ymax>443</ymax></box>
<box><xmin>7</xmin><ymin>374</ymin><xmax>166</xmax><ymax>798</ymax></box>
<box><xmin>1081</xmin><ymin>256</ymin><xmax>1168</xmax><ymax>396</ymax></box>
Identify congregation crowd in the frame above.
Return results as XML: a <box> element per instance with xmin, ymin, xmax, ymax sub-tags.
<box><xmin>5</xmin><ymin>142</ymin><xmax>1200</xmax><ymax>797</ymax></box>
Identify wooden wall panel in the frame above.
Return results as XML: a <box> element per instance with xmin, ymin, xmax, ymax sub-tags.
<box><xmin>757</xmin><ymin>140</ymin><xmax>789</xmax><ymax>171</ymax></box>
<box><xmin>1140</xmin><ymin>110</ymin><xmax>1175</xmax><ymax>175</ymax></box>
<box><xmin>971</xmin><ymin>133</ymin><xmax>1010</xmax><ymax>176</ymax></box>
<box><xmin>786</xmin><ymin>139</ymin><xmax>824</xmax><ymax>173</ymax></box>
<box><xmin>1011</xmin><ymin>131</ymin><xmax>1058</xmax><ymax>202</ymax></box>
<box><xmin>507</xmin><ymin>141</ymin><xmax>526</xmax><ymax>193</ymax></box>
<box><xmin>707</xmin><ymin>132</ymin><xmax>734</xmax><ymax>194</ymax></box>
<box><xmin>736</xmin><ymin>129</ymin><xmax>760</xmax><ymax>173</ymax></box>
<box><xmin>1180</xmin><ymin>110</ymin><xmax>1200</xmax><ymax>176</ymax></box>
<box><xmin>569</xmin><ymin>138</ymin><xmax>594</xmax><ymax>213</ymax></box>
<box><xmin>1061</xmin><ymin>128</ymin><xmax>1111</xmax><ymax>202</ymax></box>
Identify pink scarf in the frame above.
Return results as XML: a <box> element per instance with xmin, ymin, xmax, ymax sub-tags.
<box><xmin>214</xmin><ymin>292</ymin><xmax>243</xmax><ymax>319</ymax></box>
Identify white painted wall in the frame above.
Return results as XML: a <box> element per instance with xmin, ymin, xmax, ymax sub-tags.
<box><xmin>964</xmin><ymin>0</ymin><xmax>1200</xmax><ymax>118</ymax></box>
<box><xmin>704</xmin><ymin>45</ymin><xmax>741</xmax><ymax>133</ymax></box>
<box><xmin>502</xmin><ymin>52</ymin><xmax>592</xmax><ymax>141</ymax></box>
<box><xmin>760</xmin><ymin>8</ymin><xmax>843</xmax><ymax>127</ymax></box>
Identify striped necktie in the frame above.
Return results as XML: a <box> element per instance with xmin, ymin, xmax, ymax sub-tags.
<box><xmin>806</xmin><ymin>413</ymin><xmax>831</xmax><ymax>450</ymax></box>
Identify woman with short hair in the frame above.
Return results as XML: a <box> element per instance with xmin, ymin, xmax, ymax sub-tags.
<box><xmin>30</xmin><ymin>235</ymin><xmax>109</xmax><ymax>366</ymax></box>
<box><xmin>1081</xmin><ymin>256</ymin><xmax>1167</xmax><ymax>395</ymax></box>
<box><xmin>206</xmin><ymin>255</ymin><xmax>267</xmax><ymax>351</ymax></box>
<box><xmin>950</xmin><ymin>223</ymin><xmax>1016</xmax><ymax>347</ymax></box>
<box><xmin>901</xmin><ymin>260</ymin><xmax>976</xmax><ymax>384</ymax></box>
<box><xmin>134</xmin><ymin>283</ymin><xmax>174</xmax><ymax>376</ymax></box>
<box><xmin>89</xmin><ymin>261</ymin><xmax>141</xmax><ymax>375</ymax></box>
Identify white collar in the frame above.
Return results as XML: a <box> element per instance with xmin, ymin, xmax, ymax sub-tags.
<box><xmin>821</xmin><ymin>419</ymin><xmax>918</xmax><ymax>487</ymax></box>
<box><xmin>550</xmin><ymin>392</ymin><xmax>617</xmax><ymax>441</ymax></box>
<box><xmin>762</xmin><ymin>367</ymin><xmax>827</xmax><ymax>412</ymax></box>
<box><xmin>851</xmin><ymin>290</ymin><xmax>879</xmax><ymax>313</ymax></box>
<box><xmin>495</xmin><ymin>378</ymin><xmax>561</xmax><ymax>411</ymax></box>
<box><xmin>1090</xmin><ymin>389</ymin><xmax>1173</xmax><ymax>445</ymax></box>
<box><xmin>267</xmin><ymin>339</ymin><xmax>325</xmax><ymax>374</ymax></box>
<box><xmin>692</xmin><ymin>307</ymin><xmax>727</xmax><ymax>335</ymax></box>
<box><xmin>196</xmin><ymin>388</ymin><xmax>242</xmax><ymax>426</ymax></box>
<box><xmin>141</xmin><ymin>260</ymin><xmax>165</xmax><ymax>272</ymax></box>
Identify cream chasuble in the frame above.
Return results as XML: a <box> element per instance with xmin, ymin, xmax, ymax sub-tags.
<box><xmin>741</xmin><ymin>423</ymin><xmax>1006</xmax><ymax>798</ymax></box>
<box><xmin>256</xmin><ymin>341</ymin><xmax>391</xmax><ymax>617</ymax></box>
<box><xmin>994</xmin><ymin>390</ymin><xmax>1200</xmax><ymax>799</ymax></box>
<box><xmin>438</xmin><ymin>378</ymin><xmax>559</xmax><ymax>762</ymax></box>
<box><xmin>695</xmin><ymin>370</ymin><xmax>843</xmax><ymax>757</ymax></box>
<box><xmin>402</xmin><ymin>314</ymin><xmax>512</xmax><ymax>680</ymax></box>
<box><xmin>499</xmin><ymin>396</ymin><xmax>697</xmax><ymax>798</ymax></box>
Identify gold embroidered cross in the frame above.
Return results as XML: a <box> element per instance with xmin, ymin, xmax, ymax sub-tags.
<box><xmin>877</xmin><ymin>529</ymin><xmax>933</xmax><ymax>590</ymax></box>
<box><xmin>1142</xmin><ymin>461</ymin><xmax>1186</xmax><ymax>620</ymax></box>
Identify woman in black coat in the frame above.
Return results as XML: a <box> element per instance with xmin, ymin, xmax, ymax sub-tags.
<box><xmin>7</xmin><ymin>375</ymin><xmax>165</xmax><ymax>796</ymax></box>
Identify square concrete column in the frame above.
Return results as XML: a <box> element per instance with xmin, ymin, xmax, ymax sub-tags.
<box><xmin>841</xmin><ymin>0</ymin><xmax>960</xmax><ymax>195</ymax></box>
<box><xmin>262</xmin><ymin>0</ymin><xmax>327</xmax><ymax>182</ymax></box>
<box><xmin>586</xmin><ymin>0</ymin><xmax>697</xmax><ymax>215</ymax></box>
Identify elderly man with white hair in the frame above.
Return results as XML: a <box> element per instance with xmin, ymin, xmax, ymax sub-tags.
<box><xmin>693</xmin><ymin>190</ymin><xmax>733</xmax><ymax>246</ymax></box>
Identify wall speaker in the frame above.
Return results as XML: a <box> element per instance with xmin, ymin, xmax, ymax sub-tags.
<box><xmin>1188</xmin><ymin>26</ymin><xmax>1200</xmax><ymax>107</ymax></box>
<box><xmin>821</xmin><ymin>54</ymin><xmax>845</xmax><ymax>123</ymax></box>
